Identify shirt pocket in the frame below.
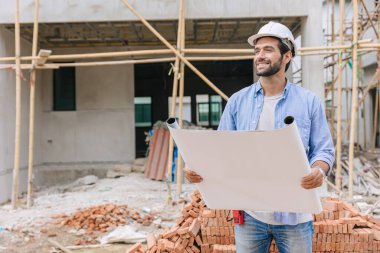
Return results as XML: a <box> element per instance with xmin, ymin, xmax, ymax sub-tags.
<box><xmin>295</xmin><ymin>118</ymin><xmax>311</xmax><ymax>150</ymax></box>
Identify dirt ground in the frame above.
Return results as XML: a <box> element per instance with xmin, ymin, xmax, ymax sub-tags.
<box><xmin>0</xmin><ymin>172</ymin><xmax>196</xmax><ymax>253</ymax></box>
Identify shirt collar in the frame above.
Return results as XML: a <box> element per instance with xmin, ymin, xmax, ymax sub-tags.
<box><xmin>253</xmin><ymin>78</ymin><xmax>291</xmax><ymax>99</ymax></box>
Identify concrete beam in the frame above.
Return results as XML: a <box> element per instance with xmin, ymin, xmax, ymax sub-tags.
<box><xmin>0</xmin><ymin>0</ymin><xmax>309</xmax><ymax>24</ymax></box>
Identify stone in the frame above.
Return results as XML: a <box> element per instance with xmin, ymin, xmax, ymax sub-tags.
<box><xmin>132</xmin><ymin>158</ymin><xmax>146</xmax><ymax>173</ymax></box>
<box><xmin>74</xmin><ymin>175</ymin><xmax>98</xmax><ymax>186</ymax></box>
<box><xmin>106</xmin><ymin>164</ymin><xmax>132</xmax><ymax>178</ymax></box>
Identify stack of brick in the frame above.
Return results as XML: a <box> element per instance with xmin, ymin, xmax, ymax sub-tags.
<box><xmin>141</xmin><ymin>190</ymin><xmax>236</xmax><ymax>253</ymax></box>
<box><xmin>199</xmin><ymin>209</ymin><xmax>235</xmax><ymax>253</ymax></box>
<box><xmin>267</xmin><ymin>197</ymin><xmax>380</xmax><ymax>253</ymax></box>
<box><xmin>129</xmin><ymin>194</ymin><xmax>380</xmax><ymax>253</ymax></box>
<box><xmin>310</xmin><ymin>197</ymin><xmax>380</xmax><ymax>253</ymax></box>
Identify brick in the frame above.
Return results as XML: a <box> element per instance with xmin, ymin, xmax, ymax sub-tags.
<box><xmin>202</xmin><ymin>210</ymin><xmax>216</xmax><ymax>218</ymax></box>
<box><xmin>323</xmin><ymin>200</ymin><xmax>339</xmax><ymax>211</ymax></box>
<box><xmin>195</xmin><ymin>235</ymin><xmax>203</xmax><ymax>245</ymax></box>
<box><xmin>147</xmin><ymin>233</ymin><xmax>156</xmax><ymax>250</ymax></box>
<box><xmin>126</xmin><ymin>242</ymin><xmax>142</xmax><ymax>253</ymax></box>
<box><xmin>163</xmin><ymin>226</ymin><xmax>179</xmax><ymax>239</ymax></box>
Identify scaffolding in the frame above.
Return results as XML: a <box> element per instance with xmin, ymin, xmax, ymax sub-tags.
<box><xmin>0</xmin><ymin>0</ymin><xmax>379</xmax><ymax>208</ymax></box>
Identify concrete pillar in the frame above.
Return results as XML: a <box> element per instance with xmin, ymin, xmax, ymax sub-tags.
<box><xmin>301</xmin><ymin>0</ymin><xmax>324</xmax><ymax>100</ymax></box>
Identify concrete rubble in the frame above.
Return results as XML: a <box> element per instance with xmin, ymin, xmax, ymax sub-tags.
<box><xmin>331</xmin><ymin>151</ymin><xmax>380</xmax><ymax>218</ymax></box>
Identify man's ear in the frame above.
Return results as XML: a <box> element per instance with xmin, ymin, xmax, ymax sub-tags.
<box><xmin>283</xmin><ymin>51</ymin><xmax>292</xmax><ymax>65</ymax></box>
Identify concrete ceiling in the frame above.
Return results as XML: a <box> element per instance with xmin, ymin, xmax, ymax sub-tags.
<box><xmin>4</xmin><ymin>17</ymin><xmax>302</xmax><ymax>48</ymax></box>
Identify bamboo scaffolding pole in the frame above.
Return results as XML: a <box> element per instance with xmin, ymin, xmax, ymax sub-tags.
<box><xmin>330</xmin><ymin>0</ymin><xmax>336</xmax><ymax>140</ymax></box>
<box><xmin>176</xmin><ymin>1</ymin><xmax>186</xmax><ymax>195</ymax></box>
<box><xmin>338</xmin><ymin>70</ymin><xmax>380</xmax><ymax>144</ymax></box>
<box><xmin>26</xmin><ymin>0</ymin><xmax>39</xmax><ymax>208</ymax></box>
<box><xmin>371</xmin><ymin>19</ymin><xmax>380</xmax><ymax>151</ymax></box>
<box><xmin>11</xmin><ymin>0</ymin><xmax>22</xmax><ymax>209</ymax></box>
<box><xmin>336</xmin><ymin>0</ymin><xmax>345</xmax><ymax>189</ymax></box>
<box><xmin>0</xmin><ymin>49</ymin><xmax>173</xmax><ymax>62</ymax></box>
<box><xmin>187</xmin><ymin>55</ymin><xmax>255</xmax><ymax>61</ymax></box>
<box><xmin>363</xmin><ymin>95</ymin><xmax>366</xmax><ymax>148</ymax></box>
<box><xmin>166</xmin><ymin>0</ymin><xmax>184</xmax><ymax>204</ymax></box>
<box><xmin>348</xmin><ymin>0</ymin><xmax>359</xmax><ymax>199</ymax></box>
<box><xmin>0</xmin><ymin>55</ymin><xmax>256</xmax><ymax>70</ymax></box>
<box><xmin>121</xmin><ymin>0</ymin><xmax>229</xmax><ymax>101</ymax></box>
<box><xmin>297</xmin><ymin>45</ymin><xmax>351</xmax><ymax>51</ymax></box>
<box><xmin>360</xmin><ymin>0</ymin><xmax>379</xmax><ymax>39</ymax></box>
<box><xmin>358</xmin><ymin>43</ymin><xmax>380</xmax><ymax>48</ymax></box>
<box><xmin>1</xmin><ymin>43</ymin><xmax>379</xmax><ymax>63</ymax></box>
<box><xmin>372</xmin><ymin>79</ymin><xmax>380</xmax><ymax>150</ymax></box>
<box><xmin>357</xmin><ymin>90</ymin><xmax>360</xmax><ymax>151</ymax></box>
<box><xmin>183</xmin><ymin>48</ymin><xmax>254</xmax><ymax>54</ymax></box>
<box><xmin>298</xmin><ymin>41</ymin><xmax>380</xmax><ymax>52</ymax></box>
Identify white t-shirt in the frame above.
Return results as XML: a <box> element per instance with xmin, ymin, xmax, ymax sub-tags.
<box><xmin>245</xmin><ymin>94</ymin><xmax>313</xmax><ymax>225</ymax></box>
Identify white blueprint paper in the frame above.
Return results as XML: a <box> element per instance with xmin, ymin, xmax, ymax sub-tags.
<box><xmin>168</xmin><ymin>121</ymin><xmax>322</xmax><ymax>214</ymax></box>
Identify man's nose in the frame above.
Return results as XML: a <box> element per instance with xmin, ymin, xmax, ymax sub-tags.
<box><xmin>255</xmin><ymin>50</ymin><xmax>265</xmax><ymax>59</ymax></box>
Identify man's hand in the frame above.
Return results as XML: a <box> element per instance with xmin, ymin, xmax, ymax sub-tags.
<box><xmin>301</xmin><ymin>167</ymin><xmax>324</xmax><ymax>189</ymax></box>
<box><xmin>184</xmin><ymin>168</ymin><xmax>203</xmax><ymax>183</ymax></box>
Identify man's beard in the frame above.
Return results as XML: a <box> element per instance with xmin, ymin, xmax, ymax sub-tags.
<box><xmin>255</xmin><ymin>56</ymin><xmax>283</xmax><ymax>77</ymax></box>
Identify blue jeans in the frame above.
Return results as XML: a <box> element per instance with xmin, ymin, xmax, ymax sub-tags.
<box><xmin>235</xmin><ymin>212</ymin><xmax>313</xmax><ymax>253</ymax></box>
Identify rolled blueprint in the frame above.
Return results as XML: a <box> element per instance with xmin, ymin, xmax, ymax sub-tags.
<box><xmin>284</xmin><ymin>115</ymin><xmax>294</xmax><ymax>125</ymax></box>
<box><xmin>167</xmin><ymin>116</ymin><xmax>322</xmax><ymax>213</ymax></box>
<box><xmin>166</xmin><ymin>117</ymin><xmax>180</xmax><ymax>129</ymax></box>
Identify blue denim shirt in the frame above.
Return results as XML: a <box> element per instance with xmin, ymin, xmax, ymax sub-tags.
<box><xmin>217</xmin><ymin>80</ymin><xmax>335</xmax><ymax>224</ymax></box>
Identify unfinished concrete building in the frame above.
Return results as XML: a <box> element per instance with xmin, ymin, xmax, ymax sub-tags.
<box><xmin>0</xmin><ymin>0</ymin><xmax>329</xmax><ymax>204</ymax></box>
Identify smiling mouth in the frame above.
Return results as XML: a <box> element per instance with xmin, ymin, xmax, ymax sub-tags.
<box><xmin>257</xmin><ymin>62</ymin><xmax>270</xmax><ymax>67</ymax></box>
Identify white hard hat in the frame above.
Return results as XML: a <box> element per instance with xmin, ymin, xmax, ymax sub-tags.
<box><xmin>247</xmin><ymin>21</ymin><xmax>296</xmax><ymax>56</ymax></box>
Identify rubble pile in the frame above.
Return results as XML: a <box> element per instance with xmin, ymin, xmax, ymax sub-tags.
<box><xmin>52</xmin><ymin>203</ymin><xmax>154</xmax><ymax>245</ymax></box>
<box><xmin>338</xmin><ymin>156</ymin><xmax>380</xmax><ymax>198</ymax></box>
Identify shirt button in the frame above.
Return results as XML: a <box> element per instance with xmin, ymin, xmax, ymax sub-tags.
<box><xmin>258</xmin><ymin>105</ymin><xmax>261</xmax><ymax>108</ymax></box>
<box><xmin>253</xmin><ymin>121</ymin><xmax>256</xmax><ymax>124</ymax></box>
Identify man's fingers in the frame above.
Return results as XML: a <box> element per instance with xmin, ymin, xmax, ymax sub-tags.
<box><xmin>184</xmin><ymin>169</ymin><xmax>203</xmax><ymax>183</ymax></box>
<box><xmin>301</xmin><ymin>175</ymin><xmax>323</xmax><ymax>189</ymax></box>
<box><xmin>301</xmin><ymin>169</ymin><xmax>323</xmax><ymax>189</ymax></box>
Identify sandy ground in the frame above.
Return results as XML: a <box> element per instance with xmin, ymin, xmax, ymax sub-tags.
<box><xmin>0</xmin><ymin>172</ymin><xmax>196</xmax><ymax>253</ymax></box>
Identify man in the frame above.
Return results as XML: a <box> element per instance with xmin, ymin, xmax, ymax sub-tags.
<box><xmin>185</xmin><ymin>21</ymin><xmax>335</xmax><ymax>253</ymax></box>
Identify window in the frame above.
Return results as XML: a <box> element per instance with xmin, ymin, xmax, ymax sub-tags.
<box><xmin>168</xmin><ymin>96</ymin><xmax>192</xmax><ymax>123</ymax></box>
<box><xmin>198</xmin><ymin>103</ymin><xmax>209</xmax><ymax>124</ymax></box>
<box><xmin>196</xmin><ymin>95</ymin><xmax>222</xmax><ymax>126</ymax></box>
<box><xmin>210</xmin><ymin>95</ymin><xmax>222</xmax><ymax>126</ymax></box>
<box><xmin>53</xmin><ymin>67</ymin><xmax>76</xmax><ymax>111</ymax></box>
<box><xmin>135</xmin><ymin>97</ymin><xmax>152</xmax><ymax>127</ymax></box>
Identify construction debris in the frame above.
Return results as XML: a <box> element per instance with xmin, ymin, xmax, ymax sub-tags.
<box><xmin>99</xmin><ymin>225</ymin><xmax>146</xmax><ymax>244</ymax></box>
<box><xmin>51</xmin><ymin>203</ymin><xmax>154</xmax><ymax>246</ymax></box>
<box><xmin>124</xmin><ymin>191</ymin><xmax>380</xmax><ymax>253</ymax></box>
<box><xmin>107</xmin><ymin>164</ymin><xmax>133</xmax><ymax>178</ymax></box>
<box><xmin>331</xmin><ymin>152</ymin><xmax>380</xmax><ymax>217</ymax></box>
